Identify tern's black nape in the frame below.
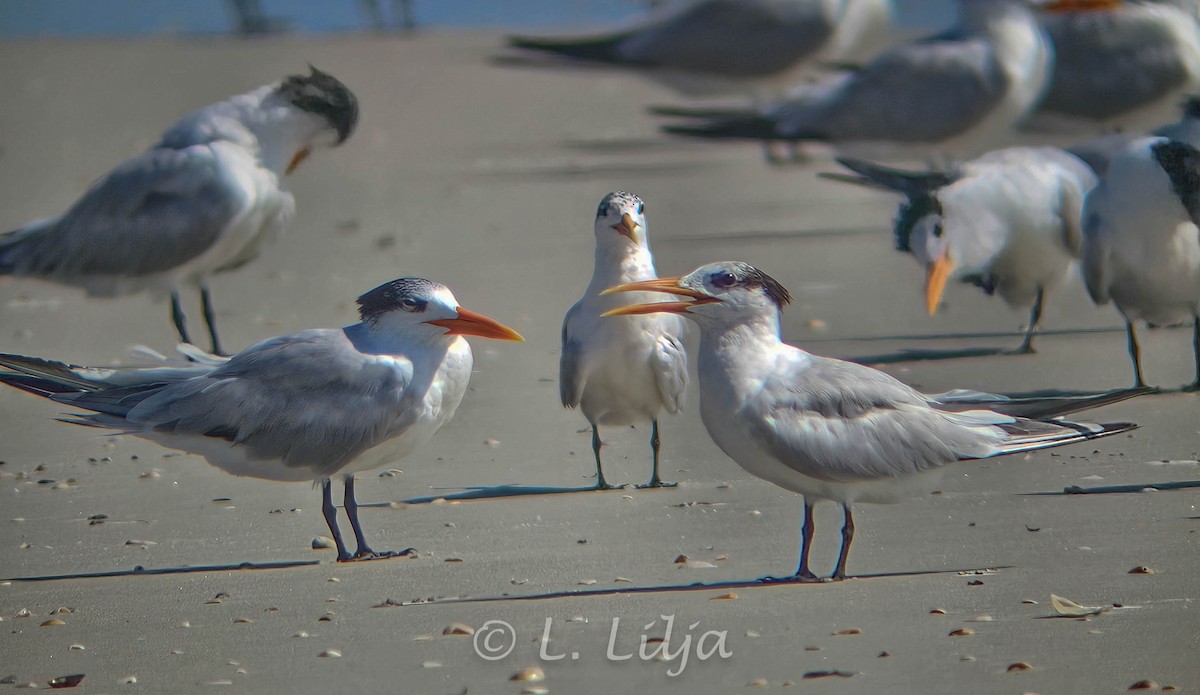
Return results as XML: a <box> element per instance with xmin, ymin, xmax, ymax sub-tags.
<box><xmin>356</xmin><ymin>277</ymin><xmax>443</xmax><ymax>324</ymax></box>
<box><xmin>893</xmin><ymin>192</ymin><xmax>943</xmax><ymax>253</ymax></box>
<box><xmin>278</xmin><ymin>66</ymin><xmax>359</xmax><ymax>144</ymax></box>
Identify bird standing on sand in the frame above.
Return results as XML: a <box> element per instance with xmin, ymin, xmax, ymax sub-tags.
<box><xmin>0</xmin><ymin>67</ymin><xmax>359</xmax><ymax>355</ymax></box>
<box><xmin>829</xmin><ymin>147</ymin><xmax>1097</xmax><ymax>353</ymax></box>
<box><xmin>0</xmin><ymin>278</ymin><xmax>524</xmax><ymax>562</ymax></box>
<box><xmin>605</xmin><ymin>262</ymin><xmax>1137</xmax><ymax>580</ymax></box>
<box><xmin>660</xmin><ymin>0</ymin><xmax>1051</xmax><ymax>160</ymax></box>
<box><xmin>560</xmin><ymin>192</ymin><xmax>688</xmax><ymax>489</ymax></box>
<box><xmin>507</xmin><ymin>0</ymin><xmax>892</xmax><ymax>98</ymax></box>
<box><xmin>1082</xmin><ymin>136</ymin><xmax>1200</xmax><ymax>389</ymax></box>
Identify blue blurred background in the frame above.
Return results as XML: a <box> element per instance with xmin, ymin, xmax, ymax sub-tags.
<box><xmin>0</xmin><ymin>0</ymin><xmax>946</xmax><ymax>38</ymax></box>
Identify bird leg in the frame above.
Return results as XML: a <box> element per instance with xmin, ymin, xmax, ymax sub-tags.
<box><xmin>1126</xmin><ymin>320</ymin><xmax>1146</xmax><ymax>388</ymax></box>
<box><xmin>636</xmin><ymin>419</ymin><xmax>677</xmax><ymax>488</ymax></box>
<box><xmin>1190</xmin><ymin>316</ymin><xmax>1200</xmax><ymax>392</ymax></box>
<box><xmin>1012</xmin><ymin>288</ymin><xmax>1044</xmax><ymax>355</ymax></box>
<box><xmin>591</xmin><ymin>426</ymin><xmax>613</xmax><ymax>490</ymax></box>
<box><xmin>832</xmin><ymin>502</ymin><xmax>855</xmax><ymax>580</ymax></box>
<box><xmin>789</xmin><ymin>500</ymin><xmax>820</xmax><ymax>582</ymax></box>
<box><xmin>342</xmin><ymin>475</ymin><xmax>413</xmax><ymax>561</ymax></box>
<box><xmin>200</xmin><ymin>283</ymin><xmax>228</xmax><ymax>356</ymax></box>
<box><xmin>320</xmin><ymin>478</ymin><xmax>352</xmax><ymax>562</ymax></box>
<box><xmin>170</xmin><ymin>290</ymin><xmax>193</xmax><ymax>346</ymax></box>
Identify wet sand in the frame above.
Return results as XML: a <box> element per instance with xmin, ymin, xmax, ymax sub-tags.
<box><xmin>0</xmin><ymin>33</ymin><xmax>1196</xmax><ymax>693</ymax></box>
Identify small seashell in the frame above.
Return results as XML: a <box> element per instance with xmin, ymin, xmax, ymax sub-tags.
<box><xmin>673</xmin><ymin>554</ymin><xmax>689</xmax><ymax>564</ymax></box>
<box><xmin>1022</xmin><ymin>599</ymin><xmax>1038</xmax><ymax>605</ymax></box>
<box><xmin>520</xmin><ymin>689</ymin><xmax>549</xmax><ymax>695</ymax></box>
<box><xmin>378</xmin><ymin>469</ymin><xmax>402</xmax><ymax>478</ymax></box>
<box><xmin>122</xmin><ymin>675</ymin><xmax>138</xmax><ymax>684</ymax></box>
<box><xmin>68</xmin><ymin>644</ymin><xmax>85</xmax><ymax>651</ymax></box>
<box><xmin>484</xmin><ymin>439</ymin><xmax>501</xmax><ymax>448</ymax></box>
<box><xmin>264</xmin><ymin>607</ymin><xmax>279</xmax><ymax>613</ymax></box>
<box><xmin>318</xmin><ymin>649</ymin><xmax>342</xmax><ymax>658</ymax></box>
<box><xmin>748</xmin><ymin>678</ymin><xmax>769</xmax><ymax>687</ymax></box>
<box><xmin>878</xmin><ymin>651</ymin><xmax>890</xmax><ymax>658</ymax></box>
<box><xmin>967</xmin><ymin>579</ymin><xmax>984</xmax><ymax>586</ymax></box>
<box><xmin>929</xmin><ymin>608</ymin><xmax>946</xmax><ymax>615</ymax></box>
<box><xmin>205</xmin><ymin>679</ymin><xmax>234</xmax><ymax>686</ymax></box>
<box><xmin>745</xmin><ymin>630</ymin><xmax>760</xmax><ymax>638</ymax></box>
<box><xmin>139</xmin><ymin>470</ymin><xmax>160</xmax><ymax>479</ymax></box>
<box><xmin>18</xmin><ymin>542</ymin><xmax>31</xmax><ymax>550</ymax></box>
<box><xmin>292</xmin><ymin>631</ymin><xmax>309</xmax><ymax>638</ymax></box>
<box><xmin>960</xmin><ymin>655</ymin><xmax>976</xmax><ymax>662</ymax></box>
<box><xmin>578</xmin><ymin>578</ymin><xmax>597</xmax><ymax>585</ymax></box>
<box><xmin>14</xmin><ymin>608</ymin><xmax>32</xmax><ymax>618</ymax></box>
<box><xmin>1128</xmin><ymin>566</ymin><xmax>1154</xmax><ymax>575</ymax></box>
<box><xmin>442</xmin><ymin>623</ymin><xmax>474</xmax><ymax>636</ymax></box>
<box><xmin>1008</xmin><ymin>662</ymin><xmax>1033</xmax><ymax>672</ymax></box>
<box><xmin>614</xmin><ymin>576</ymin><xmax>632</xmax><ymax>583</ymax></box>
<box><xmin>683</xmin><ymin>560</ymin><xmax>717</xmax><ymax>569</ymax></box>
<box><xmin>41</xmin><ymin>618</ymin><xmax>66</xmax><ymax>626</ymax></box>
<box><xmin>421</xmin><ymin>661</ymin><xmax>442</xmax><ymax>669</ymax></box>
<box><xmin>803</xmin><ymin>670</ymin><xmax>856</xmax><ymax>679</ymax></box>
<box><xmin>804</xmin><ymin>646</ymin><xmax>822</xmax><ymax>652</ymax></box>
<box><xmin>124</xmin><ymin>539</ymin><xmax>156</xmax><ymax>547</ymax></box>
<box><xmin>51</xmin><ymin>607</ymin><xmax>74</xmax><ymax>615</ymax></box>
<box><xmin>567</xmin><ymin>615</ymin><xmax>586</xmax><ymax>623</ymax></box>
<box><xmin>1129</xmin><ymin>681</ymin><xmax>1160</xmax><ymax>691</ymax></box>
<box><xmin>232</xmin><ymin>617</ymin><xmax>252</xmax><ymax>624</ymax></box>
<box><xmin>510</xmin><ymin>666</ymin><xmax>545</xmax><ymax>682</ymax></box>
<box><xmin>710</xmin><ymin>593</ymin><xmax>738</xmax><ymax>600</ymax></box>
<box><xmin>51</xmin><ymin>482</ymin><xmax>69</xmax><ymax>490</ymax></box>
<box><xmin>949</xmin><ymin>628</ymin><xmax>975</xmax><ymax>636</ymax></box>
<box><xmin>969</xmin><ymin>615</ymin><xmax>993</xmax><ymax>622</ymax></box>
<box><xmin>170</xmin><ymin>649</ymin><xmax>183</xmax><ymax>655</ymax></box>
<box><xmin>833</xmin><ymin>627</ymin><xmax>862</xmax><ymax>636</ymax></box>
<box><xmin>444</xmin><ymin>558</ymin><xmax>463</xmax><ymax>563</ymax></box>
<box><xmin>312</xmin><ymin>536</ymin><xmax>335</xmax><ymax>550</ymax></box>
<box><xmin>48</xmin><ymin>673</ymin><xmax>84</xmax><ymax>688</ymax></box>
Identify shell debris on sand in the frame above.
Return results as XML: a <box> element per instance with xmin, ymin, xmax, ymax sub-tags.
<box><xmin>318</xmin><ymin>649</ymin><xmax>342</xmax><ymax>658</ymax></box>
<box><xmin>510</xmin><ymin>666</ymin><xmax>545</xmax><ymax>682</ymax></box>
<box><xmin>442</xmin><ymin>623</ymin><xmax>474</xmax><ymax>636</ymax></box>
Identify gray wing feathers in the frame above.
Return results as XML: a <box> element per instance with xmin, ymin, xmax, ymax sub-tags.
<box><xmin>559</xmin><ymin>301</ymin><xmax>586</xmax><ymax>408</ymax></box>
<box><xmin>0</xmin><ymin>146</ymin><xmax>244</xmax><ymax>280</ymax></box>
<box><xmin>652</xmin><ymin>331</ymin><xmax>688</xmax><ymax>414</ymax></box>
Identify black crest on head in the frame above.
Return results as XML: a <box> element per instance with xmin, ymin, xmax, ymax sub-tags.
<box><xmin>278</xmin><ymin>66</ymin><xmax>359</xmax><ymax>144</ymax></box>
<box><xmin>356</xmin><ymin>277</ymin><xmax>440</xmax><ymax>324</ymax></box>
<box><xmin>730</xmin><ymin>262</ymin><xmax>792</xmax><ymax>308</ymax></box>
<box><xmin>597</xmin><ymin>191</ymin><xmax>643</xmax><ymax>218</ymax></box>
<box><xmin>1152</xmin><ymin>139</ymin><xmax>1200</xmax><ymax>226</ymax></box>
<box><xmin>893</xmin><ymin>192</ymin><xmax>942</xmax><ymax>253</ymax></box>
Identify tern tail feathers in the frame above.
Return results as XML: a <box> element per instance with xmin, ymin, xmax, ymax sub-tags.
<box><xmin>661</xmin><ymin>116</ymin><xmax>783</xmax><ymax>141</ymax></box>
<box><xmin>930</xmin><ymin>387</ymin><xmax>1150</xmax><ymax>419</ymax></box>
<box><xmin>990</xmin><ymin>420</ymin><xmax>1136</xmax><ymax>457</ymax></box>
<box><xmin>833</xmin><ymin>156</ymin><xmax>955</xmax><ymax>195</ymax></box>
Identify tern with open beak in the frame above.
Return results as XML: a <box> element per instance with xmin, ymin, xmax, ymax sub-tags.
<box><xmin>605</xmin><ymin>262</ymin><xmax>1139</xmax><ymax>580</ymax></box>
<box><xmin>0</xmin><ymin>277</ymin><xmax>523</xmax><ymax>562</ymax></box>
<box><xmin>560</xmin><ymin>192</ymin><xmax>689</xmax><ymax>489</ymax></box>
<box><xmin>0</xmin><ymin>66</ymin><xmax>358</xmax><ymax>355</ymax></box>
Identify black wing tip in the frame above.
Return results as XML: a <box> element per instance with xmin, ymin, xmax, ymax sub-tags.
<box><xmin>506</xmin><ymin>33</ymin><xmax>624</xmax><ymax>63</ymax></box>
<box><xmin>661</xmin><ymin>117</ymin><xmax>781</xmax><ymax>141</ymax></box>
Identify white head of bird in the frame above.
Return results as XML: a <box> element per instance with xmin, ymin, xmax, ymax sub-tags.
<box><xmin>602</xmin><ymin>261</ymin><xmax>793</xmax><ymax>332</ymax></box>
<box><xmin>594</xmin><ymin>191</ymin><xmax>648</xmax><ymax>252</ymax></box>
<box><xmin>355</xmin><ymin>278</ymin><xmax>524</xmax><ymax>346</ymax></box>
<box><xmin>906</xmin><ymin>209</ymin><xmax>956</xmax><ymax>317</ymax></box>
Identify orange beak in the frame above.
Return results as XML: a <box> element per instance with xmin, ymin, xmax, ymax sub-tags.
<box><xmin>1039</xmin><ymin>0</ymin><xmax>1120</xmax><ymax>12</ymax></box>
<box><xmin>427</xmin><ymin>307</ymin><xmax>524</xmax><ymax>341</ymax></box>
<box><xmin>613</xmin><ymin>213</ymin><xmax>641</xmax><ymax>245</ymax></box>
<box><xmin>924</xmin><ymin>253</ymin><xmax>955</xmax><ymax>316</ymax></box>
<box><xmin>600</xmin><ymin>277</ymin><xmax>718</xmax><ymax>317</ymax></box>
<box><xmin>286</xmin><ymin>147</ymin><xmax>312</xmax><ymax>175</ymax></box>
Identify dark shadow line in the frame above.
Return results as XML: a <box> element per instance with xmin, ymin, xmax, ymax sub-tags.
<box><xmin>367</xmin><ymin>484</ymin><xmax>626</xmax><ymax>506</ymax></box>
<box><xmin>473</xmin><ymin>162</ymin><xmax>711</xmax><ymax>180</ymax></box>
<box><xmin>396</xmin><ymin>566</ymin><xmax>1012</xmax><ymax>606</ymax></box>
<box><xmin>849</xmin><ymin>346</ymin><xmax>1009</xmax><ymax>365</ymax></box>
<box><xmin>3</xmin><ymin>559</ymin><xmax>321</xmax><ymax>583</ymax></box>
<box><xmin>807</xmin><ymin>326</ymin><xmax>1126</xmax><ymax>345</ymax></box>
<box><xmin>1021</xmin><ymin>480</ymin><xmax>1200</xmax><ymax>496</ymax></box>
<box><xmin>660</xmin><ymin>227</ymin><xmax>883</xmax><ymax>244</ymax></box>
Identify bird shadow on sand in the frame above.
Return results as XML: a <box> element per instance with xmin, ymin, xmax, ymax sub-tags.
<box><xmin>394</xmin><ymin>566</ymin><xmax>1013</xmax><ymax>606</ymax></box>
<box><xmin>812</xmin><ymin>326</ymin><xmax>1127</xmax><ymax>365</ymax></box>
<box><xmin>1022</xmin><ymin>480</ymin><xmax>1200</xmax><ymax>497</ymax></box>
<box><xmin>3</xmin><ymin>559</ymin><xmax>321</xmax><ymax>583</ymax></box>
<box><xmin>375</xmin><ymin>484</ymin><xmax>649</xmax><ymax>506</ymax></box>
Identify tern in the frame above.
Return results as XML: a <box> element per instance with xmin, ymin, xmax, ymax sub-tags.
<box><xmin>1082</xmin><ymin>136</ymin><xmax>1200</xmax><ymax>389</ymax></box>
<box><xmin>1030</xmin><ymin>0</ymin><xmax>1200</xmax><ymax>133</ymax></box>
<box><xmin>0</xmin><ymin>278</ymin><xmax>524</xmax><ymax>562</ymax></box>
<box><xmin>560</xmin><ymin>192</ymin><xmax>688</xmax><ymax>489</ymax></box>
<box><xmin>659</xmin><ymin>0</ymin><xmax>1051</xmax><ymax>159</ymax></box>
<box><xmin>605</xmin><ymin>261</ymin><xmax>1138</xmax><ymax>580</ymax></box>
<box><xmin>507</xmin><ymin>0</ymin><xmax>893</xmax><ymax>98</ymax></box>
<box><xmin>0</xmin><ymin>66</ymin><xmax>359</xmax><ymax>355</ymax></box>
<box><xmin>828</xmin><ymin>147</ymin><xmax>1097</xmax><ymax>353</ymax></box>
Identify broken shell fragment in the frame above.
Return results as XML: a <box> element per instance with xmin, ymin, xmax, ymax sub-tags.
<box><xmin>948</xmin><ymin>628</ymin><xmax>975</xmax><ymax>636</ymax></box>
<box><xmin>1008</xmin><ymin>662</ymin><xmax>1033</xmax><ymax>672</ymax></box>
<box><xmin>510</xmin><ymin>666</ymin><xmax>545</xmax><ymax>682</ymax></box>
<box><xmin>442</xmin><ymin>623</ymin><xmax>474</xmax><ymax>636</ymax></box>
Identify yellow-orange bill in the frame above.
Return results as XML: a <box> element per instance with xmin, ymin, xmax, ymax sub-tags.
<box><xmin>600</xmin><ymin>277</ymin><xmax>700</xmax><ymax>297</ymax></box>
<box><xmin>924</xmin><ymin>254</ymin><xmax>955</xmax><ymax>316</ymax></box>
<box><xmin>614</xmin><ymin>213</ymin><xmax>641</xmax><ymax>245</ymax></box>
<box><xmin>1039</xmin><ymin>0</ymin><xmax>1120</xmax><ymax>12</ymax></box>
<box><xmin>286</xmin><ymin>147</ymin><xmax>312</xmax><ymax>175</ymax></box>
<box><xmin>427</xmin><ymin>307</ymin><xmax>524</xmax><ymax>341</ymax></box>
<box><xmin>602</xmin><ymin>301</ymin><xmax>696</xmax><ymax>317</ymax></box>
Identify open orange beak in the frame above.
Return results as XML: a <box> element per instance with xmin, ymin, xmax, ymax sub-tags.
<box><xmin>286</xmin><ymin>147</ymin><xmax>312</xmax><ymax>175</ymax></box>
<box><xmin>600</xmin><ymin>277</ymin><xmax>718</xmax><ymax>317</ymax></box>
<box><xmin>924</xmin><ymin>253</ymin><xmax>955</xmax><ymax>316</ymax></box>
<box><xmin>613</xmin><ymin>213</ymin><xmax>641</xmax><ymax>245</ymax></box>
<box><xmin>427</xmin><ymin>307</ymin><xmax>524</xmax><ymax>341</ymax></box>
<box><xmin>1039</xmin><ymin>0</ymin><xmax>1120</xmax><ymax>12</ymax></box>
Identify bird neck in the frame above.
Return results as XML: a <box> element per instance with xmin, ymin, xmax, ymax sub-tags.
<box><xmin>697</xmin><ymin>311</ymin><xmax>787</xmax><ymax>383</ymax></box>
<box><xmin>345</xmin><ymin>321</ymin><xmax>459</xmax><ymax>357</ymax></box>
<box><xmin>587</xmin><ymin>243</ymin><xmax>657</xmax><ymax>291</ymax></box>
<box><xmin>159</xmin><ymin>85</ymin><xmax>323</xmax><ymax>176</ymax></box>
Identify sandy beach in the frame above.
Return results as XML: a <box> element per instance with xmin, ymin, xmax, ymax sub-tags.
<box><xmin>0</xmin><ymin>32</ymin><xmax>1196</xmax><ymax>693</ymax></box>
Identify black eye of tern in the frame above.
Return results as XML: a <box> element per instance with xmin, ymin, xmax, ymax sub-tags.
<box><xmin>712</xmin><ymin>271</ymin><xmax>738</xmax><ymax>289</ymax></box>
<box><xmin>933</xmin><ymin>223</ymin><xmax>945</xmax><ymax>239</ymax></box>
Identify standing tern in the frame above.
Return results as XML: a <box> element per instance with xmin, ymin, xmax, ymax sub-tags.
<box><xmin>1029</xmin><ymin>0</ymin><xmax>1200</xmax><ymax>133</ymax></box>
<box><xmin>1082</xmin><ymin>136</ymin><xmax>1200</xmax><ymax>389</ymax></box>
<box><xmin>507</xmin><ymin>0</ymin><xmax>893</xmax><ymax>97</ymax></box>
<box><xmin>605</xmin><ymin>262</ymin><xmax>1137</xmax><ymax>580</ymax></box>
<box><xmin>659</xmin><ymin>0</ymin><xmax>1051</xmax><ymax>159</ymax></box>
<box><xmin>0</xmin><ymin>67</ymin><xmax>359</xmax><ymax>355</ymax></box>
<box><xmin>0</xmin><ymin>278</ymin><xmax>524</xmax><ymax>562</ymax></box>
<box><xmin>560</xmin><ymin>192</ymin><xmax>688</xmax><ymax>489</ymax></box>
<box><xmin>830</xmin><ymin>147</ymin><xmax>1097</xmax><ymax>353</ymax></box>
